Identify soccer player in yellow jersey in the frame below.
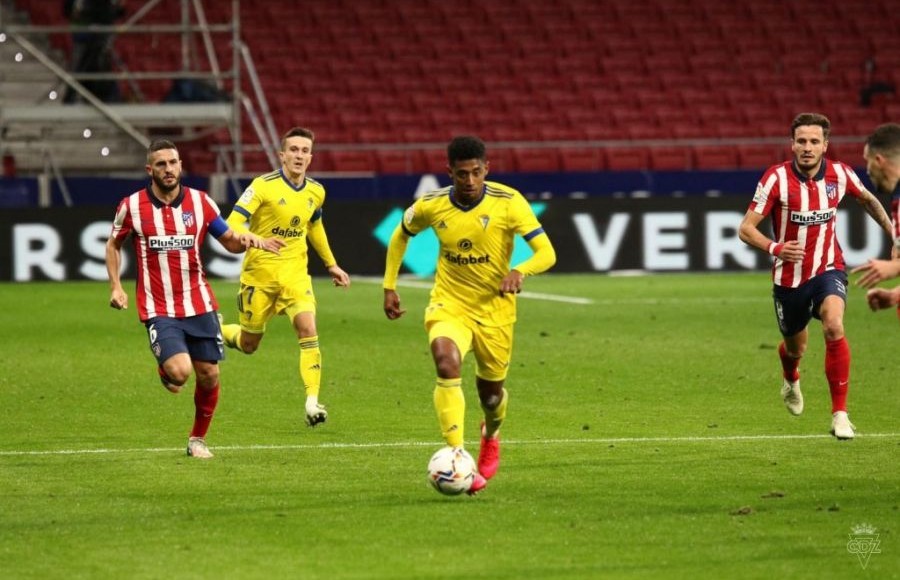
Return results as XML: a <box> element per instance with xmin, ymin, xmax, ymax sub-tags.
<box><xmin>383</xmin><ymin>136</ymin><xmax>556</xmax><ymax>494</ymax></box>
<box><xmin>221</xmin><ymin>127</ymin><xmax>350</xmax><ymax>427</ymax></box>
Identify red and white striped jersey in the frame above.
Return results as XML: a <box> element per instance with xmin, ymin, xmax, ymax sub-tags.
<box><xmin>748</xmin><ymin>159</ymin><xmax>866</xmax><ymax>288</ymax></box>
<box><xmin>110</xmin><ymin>186</ymin><xmax>222</xmax><ymax>321</ymax></box>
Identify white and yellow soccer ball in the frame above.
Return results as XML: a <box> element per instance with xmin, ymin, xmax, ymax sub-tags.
<box><xmin>426</xmin><ymin>446</ymin><xmax>476</xmax><ymax>495</ymax></box>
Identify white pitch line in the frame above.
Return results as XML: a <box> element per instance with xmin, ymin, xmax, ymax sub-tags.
<box><xmin>357</xmin><ymin>276</ymin><xmax>594</xmax><ymax>305</ymax></box>
<box><xmin>1</xmin><ymin>433</ymin><xmax>897</xmax><ymax>457</ymax></box>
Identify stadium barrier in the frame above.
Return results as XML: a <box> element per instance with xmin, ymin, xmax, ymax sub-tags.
<box><xmin>0</xmin><ymin>195</ymin><xmax>888</xmax><ymax>282</ymax></box>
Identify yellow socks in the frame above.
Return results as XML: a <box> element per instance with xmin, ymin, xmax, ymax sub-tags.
<box><xmin>482</xmin><ymin>388</ymin><xmax>508</xmax><ymax>439</ymax></box>
<box><xmin>299</xmin><ymin>336</ymin><xmax>322</xmax><ymax>398</ymax></box>
<box><xmin>434</xmin><ymin>378</ymin><xmax>465</xmax><ymax>447</ymax></box>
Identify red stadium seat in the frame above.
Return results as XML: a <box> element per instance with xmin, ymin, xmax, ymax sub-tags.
<box><xmin>692</xmin><ymin>146</ymin><xmax>739</xmax><ymax>170</ymax></box>
<box><xmin>559</xmin><ymin>148</ymin><xmax>605</xmax><ymax>172</ymax></box>
<box><xmin>421</xmin><ymin>148</ymin><xmax>448</xmax><ymax>174</ymax></box>
<box><xmin>486</xmin><ymin>148</ymin><xmax>516</xmax><ymax>174</ymax></box>
<box><xmin>627</xmin><ymin>122</ymin><xmax>665</xmax><ymax>141</ymax></box>
<box><xmin>309</xmin><ymin>150</ymin><xmax>335</xmax><ymax>172</ymax></box>
<box><xmin>375</xmin><ymin>149</ymin><xmax>426</xmax><ymax>175</ymax></box>
<box><xmin>329</xmin><ymin>150</ymin><xmax>377</xmax><ymax>173</ymax></box>
<box><xmin>736</xmin><ymin>144</ymin><xmax>781</xmax><ymax>170</ymax></box>
<box><xmin>606</xmin><ymin>147</ymin><xmax>650</xmax><ymax>171</ymax></box>
<box><xmin>512</xmin><ymin>148</ymin><xmax>561</xmax><ymax>173</ymax></box>
<box><xmin>650</xmin><ymin>148</ymin><xmax>691</xmax><ymax>171</ymax></box>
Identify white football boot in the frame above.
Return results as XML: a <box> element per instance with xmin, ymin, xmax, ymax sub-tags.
<box><xmin>187</xmin><ymin>437</ymin><xmax>214</xmax><ymax>458</ymax></box>
<box><xmin>830</xmin><ymin>411</ymin><xmax>855</xmax><ymax>440</ymax></box>
<box><xmin>305</xmin><ymin>401</ymin><xmax>328</xmax><ymax>427</ymax></box>
<box><xmin>780</xmin><ymin>378</ymin><xmax>804</xmax><ymax>416</ymax></box>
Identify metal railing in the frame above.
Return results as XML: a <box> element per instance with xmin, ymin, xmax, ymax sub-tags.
<box><xmin>0</xmin><ymin>0</ymin><xmax>275</xmax><ymax>183</ymax></box>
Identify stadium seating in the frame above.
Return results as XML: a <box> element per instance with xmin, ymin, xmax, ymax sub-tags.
<box><xmin>736</xmin><ymin>144</ymin><xmax>782</xmax><ymax>170</ymax></box>
<box><xmin>692</xmin><ymin>146</ymin><xmax>739</xmax><ymax>170</ymax></box>
<box><xmin>9</xmin><ymin>0</ymin><xmax>899</xmax><ymax>174</ymax></box>
<box><xmin>649</xmin><ymin>148</ymin><xmax>692</xmax><ymax>171</ymax></box>
<box><xmin>606</xmin><ymin>147</ymin><xmax>651</xmax><ymax>171</ymax></box>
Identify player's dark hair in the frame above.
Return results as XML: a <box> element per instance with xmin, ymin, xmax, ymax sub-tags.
<box><xmin>281</xmin><ymin>127</ymin><xmax>315</xmax><ymax>150</ymax></box>
<box><xmin>866</xmin><ymin>123</ymin><xmax>900</xmax><ymax>157</ymax></box>
<box><xmin>447</xmin><ymin>135</ymin><xmax>486</xmax><ymax>166</ymax></box>
<box><xmin>147</xmin><ymin>139</ymin><xmax>178</xmax><ymax>162</ymax></box>
<box><xmin>791</xmin><ymin>113</ymin><xmax>831</xmax><ymax>140</ymax></box>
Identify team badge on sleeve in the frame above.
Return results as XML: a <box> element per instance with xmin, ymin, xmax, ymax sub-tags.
<box><xmin>752</xmin><ymin>183</ymin><xmax>767</xmax><ymax>206</ymax></box>
<box><xmin>403</xmin><ymin>205</ymin><xmax>416</xmax><ymax>225</ymax></box>
<box><xmin>238</xmin><ymin>186</ymin><xmax>255</xmax><ymax>205</ymax></box>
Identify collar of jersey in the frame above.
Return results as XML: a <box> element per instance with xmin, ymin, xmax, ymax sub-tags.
<box><xmin>790</xmin><ymin>158</ymin><xmax>827</xmax><ymax>182</ymax></box>
<box><xmin>449</xmin><ymin>185</ymin><xmax>485</xmax><ymax>211</ymax></box>
<box><xmin>280</xmin><ymin>168</ymin><xmax>307</xmax><ymax>192</ymax></box>
<box><xmin>146</xmin><ymin>184</ymin><xmax>185</xmax><ymax>208</ymax></box>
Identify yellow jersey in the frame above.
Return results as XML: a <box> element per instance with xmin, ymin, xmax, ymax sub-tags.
<box><xmin>227</xmin><ymin>169</ymin><xmax>331</xmax><ymax>287</ymax></box>
<box><xmin>401</xmin><ymin>181</ymin><xmax>547</xmax><ymax>326</ymax></box>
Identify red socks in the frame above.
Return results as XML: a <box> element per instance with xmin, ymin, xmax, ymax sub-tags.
<box><xmin>778</xmin><ymin>342</ymin><xmax>800</xmax><ymax>382</ymax></box>
<box><xmin>190</xmin><ymin>383</ymin><xmax>220</xmax><ymax>438</ymax></box>
<box><xmin>780</xmin><ymin>338</ymin><xmax>849</xmax><ymax>413</ymax></box>
<box><xmin>824</xmin><ymin>337</ymin><xmax>850</xmax><ymax>413</ymax></box>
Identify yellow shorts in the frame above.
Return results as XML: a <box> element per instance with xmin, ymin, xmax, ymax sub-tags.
<box><xmin>425</xmin><ymin>303</ymin><xmax>513</xmax><ymax>382</ymax></box>
<box><xmin>235</xmin><ymin>281</ymin><xmax>316</xmax><ymax>334</ymax></box>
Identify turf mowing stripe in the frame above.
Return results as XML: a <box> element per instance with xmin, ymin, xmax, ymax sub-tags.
<box><xmin>1</xmin><ymin>432</ymin><xmax>897</xmax><ymax>457</ymax></box>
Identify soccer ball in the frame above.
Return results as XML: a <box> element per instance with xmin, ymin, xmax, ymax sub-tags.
<box><xmin>426</xmin><ymin>446</ymin><xmax>476</xmax><ymax>496</ymax></box>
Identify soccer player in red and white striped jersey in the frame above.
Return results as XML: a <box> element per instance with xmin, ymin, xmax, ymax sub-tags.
<box><xmin>106</xmin><ymin>139</ymin><xmax>283</xmax><ymax>458</ymax></box>
<box><xmin>739</xmin><ymin>113</ymin><xmax>893</xmax><ymax>440</ymax></box>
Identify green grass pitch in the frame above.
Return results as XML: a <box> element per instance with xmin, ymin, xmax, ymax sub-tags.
<box><xmin>0</xmin><ymin>273</ymin><xmax>897</xmax><ymax>579</ymax></box>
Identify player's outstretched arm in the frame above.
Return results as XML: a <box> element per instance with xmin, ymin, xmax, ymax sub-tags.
<box><xmin>850</xmin><ymin>259</ymin><xmax>900</xmax><ymax>288</ymax></box>
<box><xmin>217</xmin><ymin>229</ymin><xmax>284</xmax><ymax>254</ymax></box>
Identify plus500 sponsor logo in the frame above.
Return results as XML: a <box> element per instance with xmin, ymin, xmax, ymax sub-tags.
<box><xmin>148</xmin><ymin>234</ymin><xmax>195</xmax><ymax>250</ymax></box>
<box><xmin>790</xmin><ymin>208</ymin><xmax>835</xmax><ymax>225</ymax></box>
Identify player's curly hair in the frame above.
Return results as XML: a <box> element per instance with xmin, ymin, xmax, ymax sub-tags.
<box><xmin>447</xmin><ymin>135</ymin><xmax>486</xmax><ymax>166</ymax></box>
<box><xmin>791</xmin><ymin>113</ymin><xmax>831</xmax><ymax>140</ymax></box>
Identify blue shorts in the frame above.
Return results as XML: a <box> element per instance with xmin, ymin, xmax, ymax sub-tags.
<box><xmin>144</xmin><ymin>311</ymin><xmax>224</xmax><ymax>364</ymax></box>
<box><xmin>772</xmin><ymin>270</ymin><xmax>847</xmax><ymax>337</ymax></box>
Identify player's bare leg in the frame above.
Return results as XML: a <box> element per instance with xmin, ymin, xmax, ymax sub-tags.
<box><xmin>158</xmin><ymin>352</ymin><xmax>192</xmax><ymax>394</ymax></box>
